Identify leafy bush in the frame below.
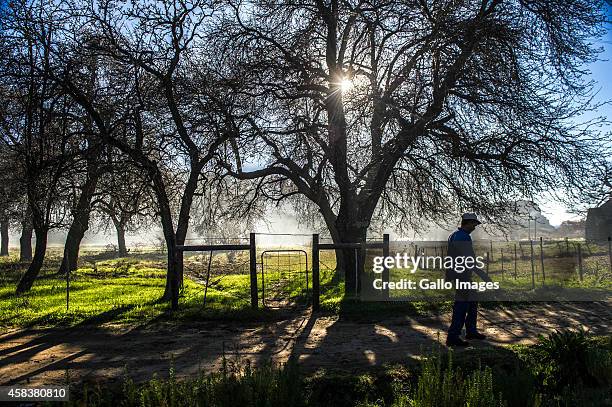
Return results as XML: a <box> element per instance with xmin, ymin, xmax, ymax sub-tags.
<box><xmin>412</xmin><ymin>347</ymin><xmax>505</xmax><ymax>407</ymax></box>
<box><xmin>529</xmin><ymin>328</ymin><xmax>610</xmax><ymax>393</ymax></box>
<box><xmin>72</xmin><ymin>357</ymin><xmax>304</xmax><ymax>407</ymax></box>
<box><xmin>491</xmin><ymin>364</ymin><xmax>537</xmax><ymax>407</ymax></box>
<box><xmin>464</xmin><ymin>365</ymin><xmax>503</xmax><ymax>407</ymax></box>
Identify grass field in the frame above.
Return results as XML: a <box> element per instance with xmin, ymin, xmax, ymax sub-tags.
<box><xmin>0</xmin><ymin>246</ymin><xmax>379</xmax><ymax>327</ymax></box>
<box><xmin>0</xmin><ymin>239</ymin><xmax>610</xmax><ymax>328</ymax></box>
<box><xmin>0</xmin><ymin>249</ymin><xmax>260</xmax><ymax>327</ymax></box>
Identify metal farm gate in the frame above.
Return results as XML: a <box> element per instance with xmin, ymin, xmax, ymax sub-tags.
<box><xmin>176</xmin><ymin>232</ymin><xmax>390</xmax><ymax>311</ymax></box>
<box><xmin>260</xmin><ymin>249</ymin><xmax>310</xmax><ymax>307</ymax></box>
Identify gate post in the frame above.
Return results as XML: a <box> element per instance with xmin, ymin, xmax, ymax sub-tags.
<box><xmin>177</xmin><ymin>248</ymin><xmax>184</xmax><ymax>289</ymax></box>
<box><xmin>66</xmin><ymin>257</ymin><xmax>70</xmax><ymax>311</ymax></box>
<box><xmin>312</xmin><ymin>234</ymin><xmax>320</xmax><ymax>311</ymax></box>
<box><xmin>608</xmin><ymin>237</ymin><xmax>612</xmax><ymax>274</ymax></box>
<box><xmin>577</xmin><ymin>243</ymin><xmax>583</xmax><ymax>281</ymax></box>
<box><xmin>539</xmin><ymin>237</ymin><xmax>545</xmax><ymax>284</ymax></box>
<box><xmin>530</xmin><ymin>239</ymin><xmax>536</xmax><ymax>289</ymax></box>
<box><xmin>249</xmin><ymin>233</ymin><xmax>258</xmax><ymax>309</ymax></box>
<box><xmin>382</xmin><ymin>233</ymin><xmax>390</xmax><ymax>300</ymax></box>
<box><xmin>513</xmin><ymin>243</ymin><xmax>517</xmax><ymax>279</ymax></box>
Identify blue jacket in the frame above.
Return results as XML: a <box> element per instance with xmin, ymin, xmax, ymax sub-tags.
<box><xmin>446</xmin><ymin>228</ymin><xmax>491</xmax><ymax>283</ymax></box>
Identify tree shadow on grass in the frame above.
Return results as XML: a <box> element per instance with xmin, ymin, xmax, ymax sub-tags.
<box><xmin>0</xmin><ymin>301</ymin><xmax>317</xmax><ymax>386</ymax></box>
<box><xmin>0</xmin><ymin>299</ymin><xmax>183</xmax><ymax>381</ymax></box>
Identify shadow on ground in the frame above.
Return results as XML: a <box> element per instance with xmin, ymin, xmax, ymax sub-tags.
<box><xmin>0</xmin><ymin>301</ymin><xmax>609</xmax><ymax>387</ymax></box>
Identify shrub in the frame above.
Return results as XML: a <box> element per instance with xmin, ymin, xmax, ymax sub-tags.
<box><xmin>412</xmin><ymin>347</ymin><xmax>505</xmax><ymax>407</ymax></box>
<box><xmin>71</xmin><ymin>357</ymin><xmax>304</xmax><ymax>407</ymax></box>
<box><xmin>529</xmin><ymin>328</ymin><xmax>608</xmax><ymax>393</ymax></box>
<box><xmin>464</xmin><ymin>365</ymin><xmax>503</xmax><ymax>407</ymax></box>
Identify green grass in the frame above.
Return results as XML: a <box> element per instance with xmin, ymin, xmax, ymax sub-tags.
<box><xmin>0</xmin><ymin>245</ymin><xmax>453</xmax><ymax>328</ymax></box>
<box><xmin>1</xmin><ymin>239</ymin><xmax>608</xmax><ymax>328</ymax></box>
<box><xmin>357</xmin><ymin>241</ymin><xmax>611</xmax><ymax>303</ymax></box>
<box><xmin>0</xmin><ymin>251</ymin><xmax>268</xmax><ymax>328</ymax></box>
<box><xmin>0</xmin><ymin>246</ymin><xmax>378</xmax><ymax>327</ymax></box>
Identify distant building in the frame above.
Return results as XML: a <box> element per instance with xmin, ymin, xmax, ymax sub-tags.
<box><xmin>585</xmin><ymin>199</ymin><xmax>612</xmax><ymax>241</ymax></box>
<box><xmin>557</xmin><ymin>220</ymin><xmax>584</xmax><ymax>238</ymax></box>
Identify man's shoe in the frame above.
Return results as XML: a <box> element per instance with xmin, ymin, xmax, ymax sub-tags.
<box><xmin>465</xmin><ymin>332</ymin><xmax>486</xmax><ymax>340</ymax></box>
<box><xmin>446</xmin><ymin>337</ymin><xmax>469</xmax><ymax>347</ymax></box>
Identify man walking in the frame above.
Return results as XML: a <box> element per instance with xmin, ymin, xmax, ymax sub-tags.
<box><xmin>445</xmin><ymin>213</ymin><xmax>491</xmax><ymax>347</ymax></box>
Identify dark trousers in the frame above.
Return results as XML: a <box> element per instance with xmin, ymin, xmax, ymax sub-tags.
<box><xmin>448</xmin><ymin>300</ymin><xmax>478</xmax><ymax>338</ymax></box>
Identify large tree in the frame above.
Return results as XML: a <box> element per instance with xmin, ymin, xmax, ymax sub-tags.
<box><xmin>216</xmin><ymin>0</ymin><xmax>611</xmax><ymax>294</ymax></box>
<box><xmin>13</xmin><ymin>0</ymin><xmax>240</xmax><ymax>307</ymax></box>
<box><xmin>0</xmin><ymin>12</ymin><xmax>81</xmax><ymax>292</ymax></box>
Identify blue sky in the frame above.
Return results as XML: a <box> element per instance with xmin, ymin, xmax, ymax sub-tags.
<box><xmin>539</xmin><ymin>5</ymin><xmax>612</xmax><ymax>225</ymax></box>
<box><xmin>585</xmin><ymin>5</ymin><xmax>612</xmax><ymax>124</ymax></box>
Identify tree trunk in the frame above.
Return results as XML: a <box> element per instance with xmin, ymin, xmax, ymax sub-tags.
<box><xmin>0</xmin><ymin>220</ymin><xmax>8</xmax><ymax>256</ymax></box>
<box><xmin>173</xmin><ymin>165</ymin><xmax>202</xmax><ymax>289</ymax></box>
<box><xmin>175</xmin><ymin>234</ymin><xmax>185</xmax><ymax>289</ymax></box>
<box><xmin>16</xmin><ymin>227</ymin><xmax>48</xmax><ymax>294</ymax></box>
<box><xmin>115</xmin><ymin>222</ymin><xmax>127</xmax><ymax>257</ymax></box>
<box><xmin>58</xmin><ymin>215</ymin><xmax>88</xmax><ymax>274</ymax></box>
<box><xmin>59</xmin><ymin>172</ymin><xmax>98</xmax><ymax>274</ymax></box>
<box><xmin>19</xmin><ymin>220</ymin><xmax>33</xmax><ymax>262</ymax></box>
<box><xmin>145</xmin><ymin>167</ymin><xmax>179</xmax><ymax>310</ymax></box>
<box><xmin>160</xmin><ymin>213</ymin><xmax>178</xmax><ymax>309</ymax></box>
<box><xmin>333</xmin><ymin>222</ymin><xmax>368</xmax><ymax>296</ymax></box>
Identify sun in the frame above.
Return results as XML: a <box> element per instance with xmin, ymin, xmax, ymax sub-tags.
<box><xmin>340</xmin><ymin>78</ymin><xmax>353</xmax><ymax>93</ymax></box>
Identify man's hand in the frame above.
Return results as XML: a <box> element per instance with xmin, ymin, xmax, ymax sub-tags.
<box><xmin>473</xmin><ymin>267</ymin><xmax>493</xmax><ymax>283</ymax></box>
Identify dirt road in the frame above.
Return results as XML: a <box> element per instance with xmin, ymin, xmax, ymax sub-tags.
<box><xmin>0</xmin><ymin>302</ymin><xmax>609</xmax><ymax>386</ymax></box>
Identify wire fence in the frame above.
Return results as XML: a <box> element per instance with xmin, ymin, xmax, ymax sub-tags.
<box><xmin>61</xmin><ymin>234</ymin><xmax>612</xmax><ymax>310</ymax></box>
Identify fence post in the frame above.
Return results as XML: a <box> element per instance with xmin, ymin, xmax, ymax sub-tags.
<box><xmin>312</xmin><ymin>234</ymin><xmax>320</xmax><ymax>311</ymax></box>
<box><xmin>530</xmin><ymin>240</ymin><xmax>535</xmax><ymax>289</ymax></box>
<box><xmin>513</xmin><ymin>243</ymin><xmax>517</xmax><ymax>280</ymax></box>
<box><xmin>500</xmin><ymin>248</ymin><xmax>504</xmax><ymax>280</ymax></box>
<box><xmin>490</xmin><ymin>241</ymin><xmax>494</xmax><ymax>262</ymax></box>
<box><xmin>486</xmin><ymin>251</ymin><xmax>490</xmax><ymax>274</ymax></box>
<box><xmin>608</xmin><ymin>237</ymin><xmax>612</xmax><ymax>275</ymax></box>
<box><xmin>66</xmin><ymin>257</ymin><xmax>70</xmax><ymax>311</ymax></box>
<box><xmin>539</xmin><ymin>237</ymin><xmax>545</xmax><ymax>284</ymax></box>
<box><xmin>249</xmin><ymin>233</ymin><xmax>258</xmax><ymax>309</ymax></box>
<box><xmin>577</xmin><ymin>243</ymin><xmax>583</xmax><ymax>281</ymax></box>
<box><xmin>177</xmin><ymin>248</ymin><xmax>184</xmax><ymax>290</ymax></box>
<box><xmin>565</xmin><ymin>237</ymin><xmax>570</xmax><ymax>256</ymax></box>
<box><xmin>382</xmin><ymin>233</ymin><xmax>390</xmax><ymax>300</ymax></box>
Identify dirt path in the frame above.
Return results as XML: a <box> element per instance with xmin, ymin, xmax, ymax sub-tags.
<box><xmin>0</xmin><ymin>302</ymin><xmax>610</xmax><ymax>386</ymax></box>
